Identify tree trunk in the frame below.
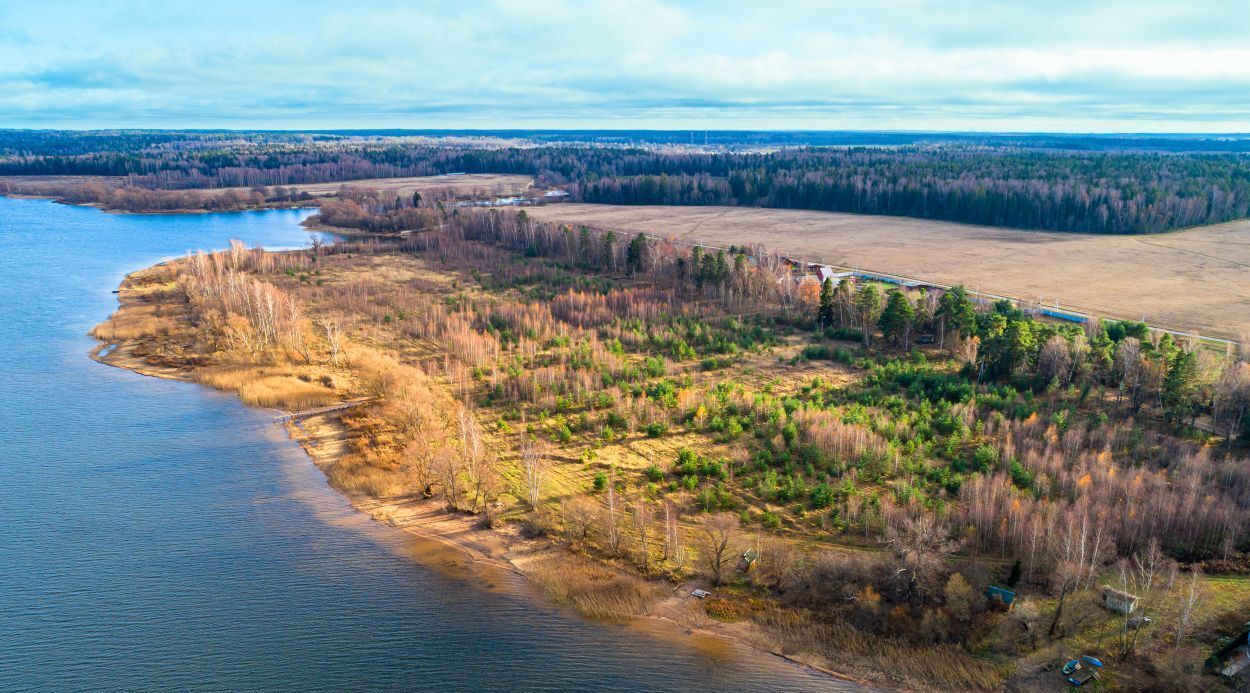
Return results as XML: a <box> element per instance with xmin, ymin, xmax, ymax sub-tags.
<box><xmin>1048</xmin><ymin>583</ymin><xmax>1070</xmax><ymax>639</ymax></box>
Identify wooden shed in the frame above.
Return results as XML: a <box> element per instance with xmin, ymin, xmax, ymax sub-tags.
<box><xmin>1101</xmin><ymin>585</ymin><xmax>1139</xmax><ymax>614</ymax></box>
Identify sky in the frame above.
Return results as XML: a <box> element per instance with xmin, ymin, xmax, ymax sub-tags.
<box><xmin>1</xmin><ymin>0</ymin><xmax>1249</xmax><ymax>133</ymax></box>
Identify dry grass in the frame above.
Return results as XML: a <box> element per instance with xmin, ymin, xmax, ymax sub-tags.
<box><xmin>198</xmin><ymin>366</ymin><xmax>339</xmax><ymax>410</ymax></box>
<box><xmin>529</xmin><ymin>203</ymin><xmax>1250</xmax><ymax>340</ymax></box>
<box><xmin>524</xmin><ymin>550</ymin><xmax>658</xmax><ymax>620</ymax></box>
<box><xmin>323</xmin><ymin>450</ymin><xmax>409</xmax><ymax>498</ymax></box>
<box><xmin>753</xmin><ymin>609</ymin><xmax>1005</xmax><ymax>691</ymax></box>
<box><xmin>91</xmin><ymin>310</ymin><xmax>168</xmax><ymax>341</ymax></box>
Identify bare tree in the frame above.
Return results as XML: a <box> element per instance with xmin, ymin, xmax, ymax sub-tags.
<box><xmin>633</xmin><ymin>498</ymin><xmax>655</xmax><ymax>576</ymax></box>
<box><xmin>1174</xmin><ymin>568</ymin><xmax>1204</xmax><ymax>650</ymax></box>
<box><xmin>319</xmin><ymin>318</ymin><xmax>343</xmax><ymax>366</ymax></box>
<box><xmin>604</xmin><ymin>468</ymin><xmax>621</xmax><ymax>555</ymax></box>
<box><xmin>664</xmin><ymin>500</ymin><xmax>685</xmax><ymax>568</ymax></box>
<box><xmin>434</xmin><ymin>447</ymin><xmax>462</xmax><ymax>509</ymax></box>
<box><xmin>1213</xmin><ymin>361</ymin><xmax>1250</xmax><ymax>445</ymax></box>
<box><xmin>887</xmin><ymin>512</ymin><xmax>959</xmax><ymax>604</ymax></box>
<box><xmin>521</xmin><ymin>437</ymin><xmax>551</xmax><ymax>508</ymax></box>
<box><xmin>1127</xmin><ymin>538</ymin><xmax>1169</xmax><ymax>655</ymax></box>
<box><xmin>1039</xmin><ymin>334</ymin><xmax>1073</xmax><ymax>387</ymax></box>
<box><xmin>697</xmin><ymin>513</ymin><xmax>740</xmax><ymax>586</ymax></box>
<box><xmin>563</xmin><ymin>497</ymin><xmax>597</xmax><ymax>546</ymax></box>
<box><xmin>1046</xmin><ymin>516</ymin><xmax>1090</xmax><ymax>639</ymax></box>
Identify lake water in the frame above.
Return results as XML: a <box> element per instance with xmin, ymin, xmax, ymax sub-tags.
<box><xmin>0</xmin><ymin>197</ymin><xmax>852</xmax><ymax>692</ymax></box>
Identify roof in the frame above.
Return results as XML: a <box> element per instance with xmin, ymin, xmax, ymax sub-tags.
<box><xmin>1102</xmin><ymin>585</ymin><xmax>1139</xmax><ymax>602</ymax></box>
<box><xmin>986</xmin><ymin>586</ymin><xmax>1017</xmax><ymax>603</ymax></box>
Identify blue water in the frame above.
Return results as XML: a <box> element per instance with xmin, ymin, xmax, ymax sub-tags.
<box><xmin>0</xmin><ymin>197</ymin><xmax>850</xmax><ymax>692</ymax></box>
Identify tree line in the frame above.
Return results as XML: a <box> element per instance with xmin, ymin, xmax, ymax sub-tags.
<box><xmin>5</xmin><ymin>131</ymin><xmax>1250</xmax><ymax>233</ymax></box>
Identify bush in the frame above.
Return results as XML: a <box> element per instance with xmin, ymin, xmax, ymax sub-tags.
<box><xmin>810</xmin><ymin>482</ymin><xmax>836</xmax><ymax>509</ymax></box>
<box><xmin>644</xmin><ymin>421</ymin><xmax>668</xmax><ymax>437</ymax></box>
<box><xmin>593</xmin><ymin>472</ymin><xmax>608</xmax><ymax>491</ymax></box>
<box><xmin>643</xmin><ymin>465</ymin><xmax>665</xmax><ymax>482</ymax></box>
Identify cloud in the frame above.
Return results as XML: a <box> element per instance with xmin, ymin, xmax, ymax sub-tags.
<box><xmin>0</xmin><ymin>0</ymin><xmax>1248</xmax><ymax>131</ymax></box>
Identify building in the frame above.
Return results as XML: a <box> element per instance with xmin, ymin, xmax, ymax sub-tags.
<box><xmin>1210</xmin><ymin>623</ymin><xmax>1250</xmax><ymax>680</ymax></box>
<box><xmin>815</xmin><ymin>266</ymin><xmax>852</xmax><ymax>284</ymax></box>
<box><xmin>1101</xmin><ymin>586</ymin><xmax>1139</xmax><ymax>614</ymax></box>
<box><xmin>985</xmin><ymin>586</ymin><xmax>1016</xmax><ymax>610</ymax></box>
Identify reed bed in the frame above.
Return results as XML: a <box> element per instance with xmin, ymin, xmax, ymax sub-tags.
<box><xmin>524</xmin><ymin>551</ymin><xmax>656</xmax><ymax>620</ymax></box>
<box><xmin>753</xmin><ymin>610</ymin><xmax>1004</xmax><ymax>691</ymax></box>
<box><xmin>198</xmin><ymin>366</ymin><xmax>339</xmax><ymax>410</ymax></box>
<box><xmin>323</xmin><ymin>451</ymin><xmax>409</xmax><ymax>498</ymax></box>
<box><xmin>90</xmin><ymin>309</ymin><xmax>168</xmax><ymax>341</ymax></box>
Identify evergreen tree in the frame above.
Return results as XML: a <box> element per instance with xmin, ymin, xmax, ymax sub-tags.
<box><xmin>602</xmin><ymin>230</ymin><xmax>616</xmax><ymax>270</ymax></box>
<box><xmin>1162</xmin><ymin>349</ymin><xmax>1199</xmax><ymax>428</ymax></box>
<box><xmin>626</xmin><ymin>233</ymin><xmax>648</xmax><ymax>275</ymax></box>
<box><xmin>817</xmin><ymin>278</ymin><xmax>836</xmax><ymax>328</ymax></box>
<box><xmin>690</xmin><ymin>247</ymin><xmax>704</xmax><ymax>289</ymax></box>
<box><xmin>578</xmin><ymin>226</ymin><xmax>593</xmax><ymax>265</ymax></box>
<box><xmin>878</xmin><ymin>289</ymin><xmax>915</xmax><ymax>349</ymax></box>
<box><xmin>937</xmin><ymin>285</ymin><xmax>977</xmax><ymax>352</ymax></box>
<box><xmin>854</xmin><ymin>284</ymin><xmax>883</xmax><ymax>348</ymax></box>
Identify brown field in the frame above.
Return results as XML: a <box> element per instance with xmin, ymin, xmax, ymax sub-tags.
<box><xmin>528</xmin><ymin>204</ymin><xmax>1250</xmax><ymax>341</ymax></box>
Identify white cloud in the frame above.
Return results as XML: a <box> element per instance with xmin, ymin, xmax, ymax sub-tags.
<box><xmin>0</xmin><ymin>0</ymin><xmax>1248</xmax><ymax>131</ymax></box>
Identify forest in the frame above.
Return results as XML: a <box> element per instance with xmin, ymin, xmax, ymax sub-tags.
<box><xmin>4</xmin><ymin>130</ymin><xmax>1250</xmax><ymax>232</ymax></box>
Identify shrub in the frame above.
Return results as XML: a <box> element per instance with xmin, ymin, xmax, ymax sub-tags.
<box><xmin>810</xmin><ymin>482</ymin><xmax>836</xmax><ymax>509</ymax></box>
<box><xmin>643</xmin><ymin>465</ymin><xmax>665</xmax><ymax>482</ymax></box>
<box><xmin>645</xmin><ymin>421</ymin><xmax>668</xmax><ymax>438</ymax></box>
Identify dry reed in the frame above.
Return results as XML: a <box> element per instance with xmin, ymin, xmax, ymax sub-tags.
<box><xmin>524</xmin><ymin>551</ymin><xmax>656</xmax><ymax>620</ymax></box>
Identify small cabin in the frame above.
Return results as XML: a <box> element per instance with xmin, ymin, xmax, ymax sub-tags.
<box><xmin>1102</xmin><ymin>586</ymin><xmax>1139</xmax><ymax>614</ymax></box>
<box><xmin>986</xmin><ymin>586</ymin><xmax>1016</xmax><ymax>610</ymax></box>
<box><xmin>737</xmin><ymin>549</ymin><xmax>758</xmax><ymax>574</ymax></box>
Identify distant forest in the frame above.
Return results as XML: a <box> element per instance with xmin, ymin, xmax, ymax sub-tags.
<box><xmin>3</xmin><ymin>130</ymin><xmax>1250</xmax><ymax>233</ymax></box>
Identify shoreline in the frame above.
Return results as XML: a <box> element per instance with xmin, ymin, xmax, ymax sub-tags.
<box><xmin>89</xmin><ymin>268</ymin><xmax>886</xmax><ymax>691</ymax></box>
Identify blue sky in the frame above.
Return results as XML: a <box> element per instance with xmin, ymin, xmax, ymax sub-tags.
<box><xmin>2</xmin><ymin>0</ymin><xmax>1248</xmax><ymax>132</ymax></box>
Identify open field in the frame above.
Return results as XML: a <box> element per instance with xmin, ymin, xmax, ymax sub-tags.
<box><xmin>527</xmin><ymin>204</ymin><xmax>1250</xmax><ymax>341</ymax></box>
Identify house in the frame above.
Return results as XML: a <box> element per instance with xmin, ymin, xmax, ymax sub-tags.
<box><xmin>815</xmin><ymin>266</ymin><xmax>852</xmax><ymax>284</ymax></box>
<box><xmin>737</xmin><ymin>549</ymin><xmax>758</xmax><ymax>574</ymax></box>
<box><xmin>986</xmin><ymin>586</ymin><xmax>1016</xmax><ymax>610</ymax></box>
<box><xmin>1101</xmin><ymin>585</ymin><xmax>1139</xmax><ymax>614</ymax></box>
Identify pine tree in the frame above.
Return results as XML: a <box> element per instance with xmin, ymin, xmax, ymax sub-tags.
<box><xmin>1162</xmin><ymin>349</ymin><xmax>1199</xmax><ymax>428</ymax></box>
<box><xmin>878</xmin><ymin>289</ymin><xmax>916</xmax><ymax>349</ymax></box>
<box><xmin>817</xmin><ymin>278</ymin><xmax>836</xmax><ymax>329</ymax></box>
<box><xmin>937</xmin><ymin>285</ymin><xmax>976</xmax><ymax>352</ymax></box>
<box><xmin>626</xmin><ymin>233</ymin><xmax>648</xmax><ymax>275</ymax></box>
<box><xmin>854</xmin><ymin>284</ymin><xmax>883</xmax><ymax>348</ymax></box>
